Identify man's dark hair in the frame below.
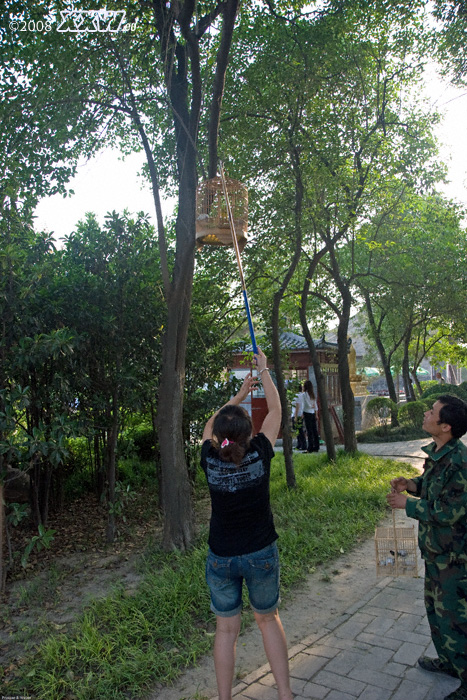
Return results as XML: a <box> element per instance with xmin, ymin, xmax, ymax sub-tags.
<box><xmin>437</xmin><ymin>394</ymin><xmax>467</xmax><ymax>439</ymax></box>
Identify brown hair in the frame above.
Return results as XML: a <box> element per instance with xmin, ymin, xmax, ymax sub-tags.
<box><xmin>303</xmin><ymin>379</ymin><xmax>315</xmax><ymax>399</ymax></box>
<box><xmin>213</xmin><ymin>405</ymin><xmax>252</xmax><ymax>465</ymax></box>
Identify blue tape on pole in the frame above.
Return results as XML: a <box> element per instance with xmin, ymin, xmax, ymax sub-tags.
<box><xmin>242</xmin><ymin>289</ymin><xmax>258</xmax><ymax>354</ymax></box>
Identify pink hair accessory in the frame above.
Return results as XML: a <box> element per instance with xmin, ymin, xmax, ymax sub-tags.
<box><xmin>221</xmin><ymin>438</ymin><xmax>234</xmax><ymax>448</ymax></box>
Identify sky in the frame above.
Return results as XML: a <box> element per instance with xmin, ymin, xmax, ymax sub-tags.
<box><xmin>34</xmin><ymin>72</ymin><xmax>467</xmax><ymax>240</ymax></box>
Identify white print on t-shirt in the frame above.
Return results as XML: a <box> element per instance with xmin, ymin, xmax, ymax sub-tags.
<box><xmin>205</xmin><ymin>450</ymin><xmax>265</xmax><ymax>493</ymax></box>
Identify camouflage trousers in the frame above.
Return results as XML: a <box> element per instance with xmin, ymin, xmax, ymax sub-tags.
<box><xmin>424</xmin><ymin>560</ymin><xmax>467</xmax><ymax>682</ymax></box>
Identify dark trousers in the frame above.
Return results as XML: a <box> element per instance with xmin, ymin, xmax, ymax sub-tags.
<box><xmin>424</xmin><ymin>560</ymin><xmax>467</xmax><ymax>681</ymax></box>
<box><xmin>303</xmin><ymin>411</ymin><xmax>319</xmax><ymax>452</ymax></box>
<box><xmin>294</xmin><ymin>418</ymin><xmax>306</xmax><ymax>450</ymax></box>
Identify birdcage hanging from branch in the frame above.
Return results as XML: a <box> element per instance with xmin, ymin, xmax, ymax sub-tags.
<box><xmin>195</xmin><ymin>165</ymin><xmax>257</xmax><ymax>353</ymax></box>
<box><xmin>196</xmin><ymin>175</ymin><xmax>248</xmax><ymax>252</ymax></box>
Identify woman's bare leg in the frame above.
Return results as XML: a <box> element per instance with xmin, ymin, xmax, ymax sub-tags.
<box><xmin>254</xmin><ymin>609</ymin><xmax>293</xmax><ymax>700</ymax></box>
<box><xmin>213</xmin><ymin>613</ymin><xmax>242</xmax><ymax>700</ymax></box>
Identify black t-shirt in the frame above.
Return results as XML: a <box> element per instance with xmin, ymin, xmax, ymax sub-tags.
<box><xmin>201</xmin><ymin>432</ymin><xmax>278</xmax><ymax>557</ymax></box>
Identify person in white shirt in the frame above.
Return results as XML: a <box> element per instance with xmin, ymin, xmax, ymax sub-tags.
<box><xmin>302</xmin><ymin>380</ymin><xmax>319</xmax><ymax>452</ymax></box>
<box><xmin>293</xmin><ymin>385</ymin><xmax>307</xmax><ymax>450</ymax></box>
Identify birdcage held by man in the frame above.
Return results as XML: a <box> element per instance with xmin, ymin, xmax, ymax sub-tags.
<box><xmin>375</xmin><ymin>512</ymin><xmax>419</xmax><ymax>577</ymax></box>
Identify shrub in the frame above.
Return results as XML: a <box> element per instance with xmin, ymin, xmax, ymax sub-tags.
<box><xmin>366</xmin><ymin>397</ymin><xmax>397</xmax><ymax>426</ymax></box>
<box><xmin>419</xmin><ymin>380</ymin><xmax>438</xmax><ymax>395</ymax></box>
<box><xmin>63</xmin><ymin>437</ymin><xmax>94</xmax><ymax>499</ymax></box>
<box><xmin>129</xmin><ymin>423</ymin><xmax>155</xmax><ymax>460</ymax></box>
<box><xmin>357</xmin><ymin>424</ymin><xmax>427</xmax><ymax>442</ymax></box>
<box><xmin>117</xmin><ymin>457</ymin><xmax>156</xmax><ymax>489</ymax></box>
<box><xmin>420</xmin><ymin>383</ymin><xmax>467</xmax><ymax>402</ymax></box>
<box><xmin>397</xmin><ymin>400</ymin><xmax>426</xmax><ymax>427</ymax></box>
<box><xmin>118</xmin><ymin>422</ymin><xmax>155</xmax><ymax>461</ymax></box>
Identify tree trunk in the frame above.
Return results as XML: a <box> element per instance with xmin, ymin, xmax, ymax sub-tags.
<box><xmin>363</xmin><ymin>292</ymin><xmax>399</xmax><ymax>426</ymax></box>
<box><xmin>299</xmin><ymin>313</ymin><xmax>336</xmax><ymax>461</ymax></box>
<box><xmin>270</xmin><ymin>319</ymin><xmax>296</xmax><ymax>489</ymax></box>
<box><xmin>299</xmin><ymin>259</ymin><xmax>336</xmax><ymax>460</ymax></box>
<box><xmin>157</xmin><ymin>303</ymin><xmax>195</xmax><ymax>550</ymax></box>
<box><xmin>402</xmin><ymin>331</ymin><xmax>416</xmax><ymax>401</ymax></box>
<box><xmin>151</xmin><ymin>0</ymin><xmax>239</xmax><ymax>549</ymax></box>
<box><xmin>157</xmin><ymin>166</ymin><xmax>196</xmax><ymax>551</ymax></box>
<box><xmin>105</xmin><ymin>389</ymin><xmax>119</xmax><ymax>544</ymax></box>
<box><xmin>336</xmin><ymin>296</ymin><xmax>357</xmax><ymax>452</ymax></box>
<box><xmin>411</xmin><ymin>370</ymin><xmax>422</xmax><ymax>397</ymax></box>
<box><xmin>0</xmin><ymin>483</ymin><xmax>5</xmax><ymax>595</ymax></box>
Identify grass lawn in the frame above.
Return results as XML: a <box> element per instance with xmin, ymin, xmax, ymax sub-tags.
<box><xmin>3</xmin><ymin>450</ymin><xmax>418</xmax><ymax>700</ymax></box>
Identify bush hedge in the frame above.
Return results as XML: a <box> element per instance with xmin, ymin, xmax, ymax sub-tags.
<box><xmin>397</xmin><ymin>400</ymin><xmax>426</xmax><ymax>427</ymax></box>
<box><xmin>420</xmin><ymin>382</ymin><xmax>467</xmax><ymax>402</ymax></box>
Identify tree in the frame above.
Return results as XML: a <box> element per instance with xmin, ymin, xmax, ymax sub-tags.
<box><xmin>2</xmin><ymin>0</ymin><xmax>247</xmax><ymax>549</ymax></box>
<box><xmin>223</xmin><ymin>3</ymin><xmax>438</xmax><ymax>451</ymax></box>
<box><xmin>432</xmin><ymin>0</ymin><xmax>467</xmax><ymax>83</ymax></box>
<box><xmin>60</xmin><ymin>211</ymin><xmax>165</xmax><ymax>542</ymax></box>
<box><xmin>356</xmin><ymin>193</ymin><xmax>467</xmax><ymax>405</ymax></box>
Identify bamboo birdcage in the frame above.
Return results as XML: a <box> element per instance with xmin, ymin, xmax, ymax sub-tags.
<box><xmin>375</xmin><ymin>511</ymin><xmax>418</xmax><ymax>577</ymax></box>
<box><xmin>196</xmin><ymin>175</ymin><xmax>248</xmax><ymax>252</ymax></box>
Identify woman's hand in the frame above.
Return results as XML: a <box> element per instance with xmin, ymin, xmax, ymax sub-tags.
<box><xmin>254</xmin><ymin>347</ymin><xmax>268</xmax><ymax>373</ymax></box>
<box><xmin>236</xmin><ymin>373</ymin><xmax>257</xmax><ymax>403</ymax></box>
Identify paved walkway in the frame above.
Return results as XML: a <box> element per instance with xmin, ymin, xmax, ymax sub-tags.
<box><xmin>210</xmin><ymin>438</ymin><xmax>467</xmax><ymax>700</ymax></box>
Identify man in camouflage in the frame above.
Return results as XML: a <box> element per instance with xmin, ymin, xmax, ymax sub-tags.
<box><xmin>387</xmin><ymin>394</ymin><xmax>467</xmax><ymax>700</ymax></box>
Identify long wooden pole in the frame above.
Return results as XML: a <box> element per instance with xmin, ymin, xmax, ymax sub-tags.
<box><xmin>219</xmin><ymin>162</ymin><xmax>258</xmax><ymax>353</ymax></box>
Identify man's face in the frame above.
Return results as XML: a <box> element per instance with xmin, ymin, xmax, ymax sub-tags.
<box><xmin>422</xmin><ymin>400</ymin><xmax>448</xmax><ymax>437</ymax></box>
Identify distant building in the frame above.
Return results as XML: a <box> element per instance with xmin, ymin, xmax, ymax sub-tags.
<box><xmin>230</xmin><ymin>331</ymin><xmax>342</xmax><ymax>439</ymax></box>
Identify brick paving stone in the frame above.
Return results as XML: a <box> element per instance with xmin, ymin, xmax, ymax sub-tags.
<box><xmin>238</xmin><ymin>664</ymin><xmax>270</xmax><ymax>686</ymax></box>
<box><xmin>258</xmin><ymin>672</ymin><xmax>275</xmax><ymax>686</ymax></box>
<box><xmin>348</xmin><ymin>667</ymin><xmax>400</xmax><ymax>691</ymax></box>
<box><xmin>299</xmin><ymin>631</ymin><xmax>329</xmax><ymax>647</ymax></box>
<box><xmin>334</xmin><ymin>619</ymin><xmax>371</xmax><ymax>641</ymax></box>
<box><xmin>312</xmin><ymin>670</ymin><xmax>366</xmax><ymax>696</ymax></box>
<box><xmin>363</xmin><ymin>606</ymin><xmax>400</xmax><ymax>620</ymax></box>
<box><xmin>406</xmin><ymin>665</ymin><xmax>460</xmax><ymax>694</ymax></box>
<box><xmin>304</xmin><ymin>644</ymin><xmax>340</xmax><ymax>659</ymax></box>
<box><xmin>392</xmin><ymin>640</ymin><xmax>427</xmax><ymax>666</ymax></box>
<box><xmin>300</xmin><ymin>681</ymin><xmax>330</xmax><ymax>699</ymax></box>
<box><xmin>325</xmin><ymin>691</ymin><xmax>358</xmax><ymax>700</ymax></box>
<box><xmin>345</xmin><ymin>591</ymin><xmax>377</xmax><ymax>615</ymax></box>
<box><xmin>319</xmin><ymin>635</ymin><xmax>371</xmax><ymax>652</ymax></box>
<box><xmin>325</xmin><ymin>613</ymin><xmax>351</xmax><ymax>631</ymax></box>
<box><xmin>389</xmin><ymin>627</ymin><xmax>431</xmax><ymax>647</ymax></box>
<box><xmin>363</xmin><ymin>616</ymin><xmax>397</xmax><ymax>636</ymax></box>
<box><xmin>358</xmin><ymin>686</ymin><xmax>392</xmax><ymax>700</ymax></box>
<box><xmin>425</xmin><ymin>675</ymin><xmax>461</xmax><ymax>700</ymax></box>
<box><xmin>324</xmin><ymin>649</ymin><xmax>368</xmax><ymax>675</ymax></box>
<box><xmin>356</xmin><ymin>632</ymin><xmax>401</xmax><ymax>650</ymax></box>
<box><xmin>289</xmin><ymin>652</ymin><xmax>329</xmax><ymax>680</ymax></box>
<box><xmin>289</xmin><ymin>677</ymin><xmax>307</xmax><ymax>696</ymax></box>
<box><xmin>394</xmin><ymin>612</ymin><xmax>425</xmax><ymax>631</ymax></box>
<box><xmin>390</xmin><ymin>678</ymin><xmax>430</xmax><ymax>700</ymax></box>
<box><xmin>382</xmin><ymin>661</ymin><xmax>409</xmax><ymax>678</ymax></box>
<box><xmin>367</xmin><ymin>591</ymin><xmax>400</xmax><ymax>611</ymax></box>
<box><xmin>414</xmin><ymin>619</ymin><xmax>431</xmax><ymax>636</ymax></box>
<box><xmin>240</xmin><ymin>682</ymin><xmax>278</xmax><ymax>700</ymax></box>
<box><xmin>355</xmin><ymin>646</ymin><xmax>395</xmax><ymax>670</ymax></box>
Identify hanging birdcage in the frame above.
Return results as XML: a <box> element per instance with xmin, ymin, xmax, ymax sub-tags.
<box><xmin>195</xmin><ymin>175</ymin><xmax>248</xmax><ymax>252</ymax></box>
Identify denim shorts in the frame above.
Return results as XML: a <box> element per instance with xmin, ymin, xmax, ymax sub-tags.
<box><xmin>206</xmin><ymin>542</ymin><xmax>280</xmax><ymax>617</ymax></box>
